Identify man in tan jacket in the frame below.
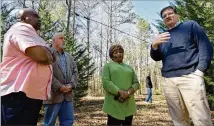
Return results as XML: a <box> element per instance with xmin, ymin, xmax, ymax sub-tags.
<box><xmin>43</xmin><ymin>33</ymin><xmax>78</xmax><ymax>126</ymax></box>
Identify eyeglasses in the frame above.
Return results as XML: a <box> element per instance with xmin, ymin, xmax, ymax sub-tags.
<box><xmin>162</xmin><ymin>12</ymin><xmax>175</xmax><ymax>19</ymax></box>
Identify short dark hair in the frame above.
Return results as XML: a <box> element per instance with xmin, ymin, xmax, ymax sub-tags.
<box><xmin>109</xmin><ymin>44</ymin><xmax>124</xmax><ymax>59</ymax></box>
<box><xmin>160</xmin><ymin>6</ymin><xmax>177</xmax><ymax>18</ymax></box>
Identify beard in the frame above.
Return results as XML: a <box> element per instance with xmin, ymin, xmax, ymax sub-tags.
<box><xmin>59</xmin><ymin>44</ymin><xmax>65</xmax><ymax>49</ymax></box>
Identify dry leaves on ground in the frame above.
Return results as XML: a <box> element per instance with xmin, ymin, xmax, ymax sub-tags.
<box><xmin>74</xmin><ymin>95</ymin><xmax>172</xmax><ymax>126</ymax></box>
<box><xmin>38</xmin><ymin>95</ymin><xmax>214</xmax><ymax>126</ymax></box>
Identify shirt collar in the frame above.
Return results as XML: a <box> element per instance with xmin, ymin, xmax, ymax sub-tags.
<box><xmin>162</xmin><ymin>21</ymin><xmax>181</xmax><ymax>32</ymax></box>
<box><xmin>52</xmin><ymin>47</ymin><xmax>64</xmax><ymax>55</ymax></box>
<box><xmin>168</xmin><ymin>21</ymin><xmax>181</xmax><ymax>30</ymax></box>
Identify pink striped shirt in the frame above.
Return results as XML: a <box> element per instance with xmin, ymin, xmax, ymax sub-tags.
<box><xmin>0</xmin><ymin>22</ymin><xmax>52</xmax><ymax>100</ymax></box>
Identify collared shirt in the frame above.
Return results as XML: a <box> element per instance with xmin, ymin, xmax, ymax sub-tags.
<box><xmin>167</xmin><ymin>21</ymin><xmax>181</xmax><ymax>30</ymax></box>
<box><xmin>56</xmin><ymin>51</ymin><xmax>68</xmax><ymax>81</ymax></box>
<box><xmin>175</xmin><ymin>22</ymin><xmax>181</xmax><ymax>27</ymax></box>
<box><xmin>161</xmin><ymin>22</ymin><xmax>181</xmax><ymax>32</ymax></box>
<box><xmin>0</xmin><ymin>22</ymin><xmax>52</xmax><ymax>100</ymax></box>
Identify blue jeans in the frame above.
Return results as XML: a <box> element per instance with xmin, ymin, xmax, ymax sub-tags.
<box><xmin>44</xmin><ymin>100</ymin><xmax>74</xmax><ymax>126</ymax></box>
<box><xmin>145</xmin><ymin>88</ymin><xmax>152</xmax><ymax>103</ymax></box>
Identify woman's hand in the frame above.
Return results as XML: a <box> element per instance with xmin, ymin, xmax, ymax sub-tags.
<box><xmin>118</xmin><ymin>90</ymin><xmax>130</xmax><ymax>100</ymax></box>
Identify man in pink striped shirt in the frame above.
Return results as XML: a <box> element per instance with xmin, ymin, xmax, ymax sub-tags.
<box><xmin>0</xmin><ymin>8</ymin><xmax>54</xmax><ymax>125</ymax></box>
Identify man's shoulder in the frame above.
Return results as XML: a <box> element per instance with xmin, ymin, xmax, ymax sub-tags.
<box><xmin>64</xmin><ymin>51</ymin><xmax>70</xmax><ymax>55</ymax></box>
<box><xmin>6</xmin><ymin>23</ymin><xmax>20</xmax><ymax>35</ymax></box>
<box><xmin>7</xmin><ymin>22</ymin><xmax>36</xmax><ymax>36</ymax></box>
<box><xmin>175</xmin><ymin>20</ymin><xmax>199</xmax><ymax>31</ymax></box>
<box><xmin>64</xmin><ymin>51</ymin><xmax>73</xmax><ymax>57</ymax></box>
<box><xmin>64</xmin><ymin>52</ymin><xmax>76</xmax><ymax>61</ymax></box>
<box><xmin>182</xmin><ymin>20</ymin><xmax>202</xmax><ymax>30</ymax></box>
<box><xmin>182</xmin><ymin>20</ymin><xmax>198</xmax><ymax>25</ymax></box>
<box><xmin>14</xmin><ymin>22</ymin><xmax>35</xmax><ymax>30</ymax></box>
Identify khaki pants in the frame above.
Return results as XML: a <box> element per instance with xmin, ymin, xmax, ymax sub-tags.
<box><xmin>163</xmin><ymin>70</ymin><xmax>213</xmax><ymax>126</ymax></box>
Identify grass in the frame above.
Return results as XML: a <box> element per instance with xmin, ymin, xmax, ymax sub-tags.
<box><xmin>38</xmin><ymin>95</ymin><xmax>214</xmax><ymax>126</ymax></box>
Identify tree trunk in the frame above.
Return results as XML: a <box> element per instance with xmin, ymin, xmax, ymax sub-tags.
<box><xmin>66</xmin><ymin>0</ymin><xmax>72</xmax><ymax>34</ymax></box>
<box><xmin>72</xmin><ymin>0</ymin><xmax>76</xmax><ymax>39</ymax></box>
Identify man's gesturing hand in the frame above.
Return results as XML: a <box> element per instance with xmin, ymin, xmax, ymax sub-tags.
<box><xmin>152</xmin><ymin>32</ymin><xmax>170</xmax><ymax>49</ymax></box>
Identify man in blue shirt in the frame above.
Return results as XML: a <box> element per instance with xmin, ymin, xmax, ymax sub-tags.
<box><xmin>150</xmin><ymin>6</ymin><xmax>213</xmax><ymax>126</ymax></box>
<box><xmin>43</xmin><ymin>33</ymin><xmax>78</xmax><ymax>126</ymax></box>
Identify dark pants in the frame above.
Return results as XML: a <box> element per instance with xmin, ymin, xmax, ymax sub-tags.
<box><xmin>1</xmin><ymin>92</ymin><xmax>42</xmax><ymax>126</ymax></box>
<box><xmin>107</xmin><ymin>115</ymin><xmax>133</xmax><ymax>126</ymax></box>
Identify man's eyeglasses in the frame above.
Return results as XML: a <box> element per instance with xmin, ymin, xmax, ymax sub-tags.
<box><xmin>162</xmin><ymin>12</ymin><xmax>175</xmax><ymax>19</ymax></box>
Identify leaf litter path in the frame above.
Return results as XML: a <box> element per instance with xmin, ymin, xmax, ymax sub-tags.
<box><xmin>38</xmin><ymin>95</ymin><xmax>214</xmax><ymax>126</ymax></box>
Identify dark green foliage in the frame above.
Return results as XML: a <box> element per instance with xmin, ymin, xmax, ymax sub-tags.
<box><xmin>64</xmin><ymin>35</ymin><xmax>96</xmax><ymax>106</ymax></box>
<box><xmin>38</xmin><ymin>0</ymin><xmax>62</xmax><ymax>44</ymax></box>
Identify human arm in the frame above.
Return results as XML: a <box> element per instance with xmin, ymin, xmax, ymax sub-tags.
<box><xmin>102</xmin><ymin>63</ymin><xmax>120</xmax><ymax>95</ymax></box>
<box><xmin>16</xmin><ymin>25</ymin><xmax>53</xmax><ymax>65</ymax></box>
<box><xmin>192</xmin><ymin>21</ymin><xmax>213</xmax><ymax>72</ymax></box>
<box><xmin>51</xmin><ymin>75</ymin><xmax>69</xmax><ymax>93</ymax></box>
<box><xmin>25</xmin><ymin>46</ymin><xmax>53</xmax><ymax>65</ymax></box>
<box><xmin>127</xmin><ymin>68</ymin><xmax>140</xmax><ymax>95</ymax></box>
<box><xmin>150</xmin><ymin>32</ymin><xmax>170</xmax><ymax>61</ymax></box>
<box><xmin>65</xmin><ymin>55</ymin><xmax>78</xmax><ymax>92</ymax></box>
<box><xmin>119</xmin><ymin>68</ymin><xmax>140</xmax><ymax>101</ymax></box>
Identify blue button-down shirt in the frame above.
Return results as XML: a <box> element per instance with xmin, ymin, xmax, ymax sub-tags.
<box><xmin>56</xmin><ymin>51</ymin><xmax>68</xmax><ymax>81</ymax></box>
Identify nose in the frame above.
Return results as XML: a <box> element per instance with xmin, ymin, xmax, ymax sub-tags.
<box><xmin>118</xmin><ymin>52</ymin><xmax>123</xmax><ymax>56</ymax></box>
<box><xmin>165</xmin><ymin>14</ymin><xmax>171</xmax><ymax>19</ymax></box>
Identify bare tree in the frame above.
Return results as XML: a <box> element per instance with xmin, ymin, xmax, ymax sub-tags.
<box><xmin>101</xmin><ymin>0</ymin><xmax>136</xmax><ymax>61</ymax></box>
<box><xmin>66</xmin><ymin>0</ymin><xmax>72</xmax><ymax>34</ymax></box>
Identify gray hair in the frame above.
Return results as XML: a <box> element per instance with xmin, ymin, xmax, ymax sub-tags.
<box><xmin>52</xmin><ymin>32</ymin><xmax>64</xmax><ymax>40</ymax></box>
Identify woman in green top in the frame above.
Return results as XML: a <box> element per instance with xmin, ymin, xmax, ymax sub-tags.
<box><xmin>102</xmin><ymin>44</ymin><xmax>140</xmax><ymax>126</ymax></box>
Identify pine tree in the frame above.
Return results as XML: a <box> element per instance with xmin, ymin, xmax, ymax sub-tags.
<box><xmin>65</xmin><ymin>34</ymin><xmax>95</xmax><ymax>106</ymax></box>
<box><xmin>38</xmin><ymin>0</ymin><xmax>62</xmax><ymax>44</ymax></box>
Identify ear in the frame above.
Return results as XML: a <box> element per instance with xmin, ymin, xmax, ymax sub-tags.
<box><xmin>25</xmin><ymin>16</ymin><xmax>31</xmax><ymax>22</ymax></box>
<box><xmin>25</xmin><ymin>17</ymin><xmax>29</xmax><ymax>20</ymax></box>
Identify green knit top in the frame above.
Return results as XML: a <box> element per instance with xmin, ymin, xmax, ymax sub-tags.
<box><xmin>102</xmin><ymin>61</ymin><xmax>140</xmax><ymax>120</ymax></box>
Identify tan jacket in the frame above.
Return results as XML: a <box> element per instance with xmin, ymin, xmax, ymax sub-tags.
<box><xmin>43</xmin><ymin>50</ymin><xmax>78</xmax><ymax>104</ymax></box>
